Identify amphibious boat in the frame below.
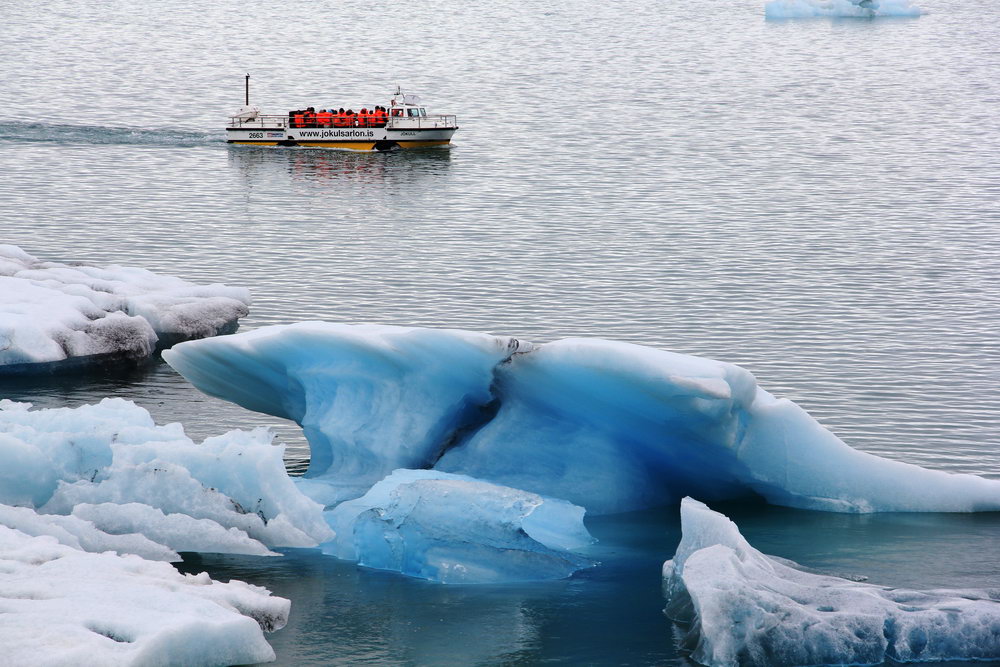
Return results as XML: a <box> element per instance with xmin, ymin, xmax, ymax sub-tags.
<box><xmin>226</xmin><ymin>76</ymin><xmax>457</xmax><ymax>151</ymax></box>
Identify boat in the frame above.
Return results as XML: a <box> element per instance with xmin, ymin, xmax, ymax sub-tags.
<box><xmin>226</xmin><ymin>75</ymin><xmax>458</xmax><ymax>151</ymax></box>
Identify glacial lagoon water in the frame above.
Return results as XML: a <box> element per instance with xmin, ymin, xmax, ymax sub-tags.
<box><xmin>2</xmin><ymin>0</ymin><xmax>1000</xmax><ymax>664</ymax></box>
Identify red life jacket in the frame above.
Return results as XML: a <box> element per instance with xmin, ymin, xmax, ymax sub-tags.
<box><xmin>318</xmin><ymin>111</ymin><xmax>333</xmax><ymax>127</ymax></box>
<box><xmin>293</xmin><ymin>113</ymin><xmax>304</xmax><ymax>128</ymax></box>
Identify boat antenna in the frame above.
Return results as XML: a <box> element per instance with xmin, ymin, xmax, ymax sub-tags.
<box><xmin>245</xmin><ymin>73</ymin><xmax>250</xmax><ymax>106</ymax></box>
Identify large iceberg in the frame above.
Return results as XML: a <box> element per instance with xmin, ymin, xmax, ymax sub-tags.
<box><xmin>164</xmin><ymin>323</ymin><xmax>1000</xmax><ymax>515</ymax></box>
<box><xmin>0</xmin><ymin>244</ymin><xmax>250</xmax><ymax>373</ymax></box>
<box><xmin>321</xmin><ymin>469</ymin><xmax>595</xmax><ymax>583</ymax></box>
<box><xmin>663</xmin><ymin>498</ymin><xmax>1000</xmax><ymax>666</ymax></box>
<box><xmin>0</xmin><ymin>397</ymin><xmax>332</xmax><ymax>557</ymax></box>
<box><xmin>0</xmin><ymin>525</ymin><xmax>288</xmax><ymax>666</ymax></box>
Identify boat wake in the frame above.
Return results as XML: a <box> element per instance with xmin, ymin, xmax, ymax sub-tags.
<box><xmin>0</xmin><ymin>121</ymin><xmax>222</xmax><ymax>147</ymax></box>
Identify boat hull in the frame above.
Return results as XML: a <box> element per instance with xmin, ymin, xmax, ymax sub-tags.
<box><xmin>225</xmin><ymin>126</ymin><xmax>456</xmax><ymax>150</ymax></box>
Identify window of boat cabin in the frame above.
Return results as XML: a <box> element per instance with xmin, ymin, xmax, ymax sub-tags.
<box><xmin>407</xmin><ymin>108</ymin><xmax>419</xmax><ymax>117</ymax></box>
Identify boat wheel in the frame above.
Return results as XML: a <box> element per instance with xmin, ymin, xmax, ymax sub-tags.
<box><xmin>374</xmin><ymin>141</ymin><xmax>399</xmax><ymax>152</ymax></box>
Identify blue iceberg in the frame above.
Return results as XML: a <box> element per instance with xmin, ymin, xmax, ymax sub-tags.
<box><xmin>765</xmin><ymin>0</ymin><xmax>922</xmax><ymax>19</ymax></box>
<box><xmin>164</xmin><ymin>323</ymin><xmax>1000</xmax><ymax>515</ymax></box>
<box><xmin>663</xmin><ymin>498</ymin><xmax>1000</xmax><ymax>666</ymax></box>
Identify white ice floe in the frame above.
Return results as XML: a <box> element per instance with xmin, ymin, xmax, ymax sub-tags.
<box><xmin>0</xmin><ymin>525</ymin><xmax>288</xmax><ymax>667</ymax></box>
<box><xmin>166</xmin><ymin>323</ymin><xmax>1000</xmax><ymax>515</ymax></box>
<box><xmin>321</xmin><ymin>469</ymin><xmax>595</xmax><ymax>583</ymax></box>
<box><xmin>0</xmin><ymin>397</ymin><xmax>332</xmax><ymax>557</ymax></box>
<box><xmin>0</xmin><ymin>244</ymin><xmax>250</xmax><ymax>372</ymax></box>
<box><xmin>765</xmin><ymin>0</ymin><xmax>922</xmax><ymax>19</ymax></box>
<box><xmin>663</xmin><ymin>498</ymin><xmax>1000</xmax><ymax>666</ymax></box>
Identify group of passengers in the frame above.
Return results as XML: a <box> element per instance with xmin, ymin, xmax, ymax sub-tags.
<box><xmin>289</xmin><ymin>106</ymin><xmax>390</xmax><ymax>129</ymax></box>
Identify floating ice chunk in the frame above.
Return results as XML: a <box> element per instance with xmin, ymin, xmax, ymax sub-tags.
<box><xmin>663</xmin><ymin>498</ymin><xmax>1000</xmax><ymax>667</ymax></box>
<box><xmin>0</xmin><ymin>503</ymin><xmax>178</xmax><ymax>561</ymax></box>
<box><xmin>164</xmin><ymin>322</ymin><xmax>525</xmax><ymax>504</ymax></box>
<box><xmin>321</xmin><ymin>469</ymin><xmax>595</xmax><ymax>583</ymax></box>
<box><xmin>166</xmin><ymin>324</ymin><xmax>1000</xmax><ymax>515</ymax></box>
<box><xmin>0</xmin><ymin>398</ymin><xmax>332</xmax><ymax>554</ymax></box>
<box><xmin>0</xmin><ymin>525</ymin><xmax>288</xmax><ymax>666</ymax></box>
<box><xmin>0</xmin><ymin>244</ymin><xmax>250</xmax><ymax>373</ymax></box>
<box><xmin>765</xmin><ymin>0</ymin><xmax>922</xmax><ymax>19</ymax></box>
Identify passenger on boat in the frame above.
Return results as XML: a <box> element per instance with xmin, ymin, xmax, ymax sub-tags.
<box><xmin>318</xmin><ymin>109</ymin><xmax>333</xmax><ymax>127</ymax></box>
<box><xmin>291</xmin><ymin>110</ymin><xmax>305</xmax><ymax>128</ymax></box>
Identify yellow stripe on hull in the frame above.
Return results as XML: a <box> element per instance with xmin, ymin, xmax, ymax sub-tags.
<box><xmin>296</xmin><ymin>142</ymin><xmax>377</xmax><ymax>150</ymax></box>
<box><xmin>396</xmin><ymin>140</ymin><xmax>452</xmax><ymax>148</ymax></box>
<box><xmin>227</xmin><ymin>139</ymin><xmax>452</xmax><ymax>150</ymax></box>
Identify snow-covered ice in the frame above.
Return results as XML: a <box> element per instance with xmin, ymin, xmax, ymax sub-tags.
<box><xmin>765</xmin><ymin>0</ymin><xmax>922</xmax><ymax>19</ymax></box>
<box><xmin>0</xmin><ymin>397</ymin><xmax>332</xmax><ymax>557</ymax></box>
<box><xmin>0</xmin><ymin>245</ymin><xmax>250</xmax><ymax>373</ymax></box>
<box><xmin>663</xmin><ymin>498</ymin><xmax>1000</xmax><ymax>666</ymax></box>
<box><xmin>165</xmin><ymin>323</ymin><xmax>1000</xmax><ymax>515</ymax></box>
<box><xmin>0</xmin><ymin>525</ymin><xmax>288</xmax><ymax>667</ymax></box>
<box><xmin>321</xmin><ymin>469</ymin><xmax>595</xmax><ymax>583</ymax></box>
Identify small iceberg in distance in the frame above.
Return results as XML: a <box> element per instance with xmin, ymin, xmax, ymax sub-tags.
<box><xmin>0</xmin><ymin>244</ymin><xmax>250</xmax><ymax>374</ymax></box>
<box><xmin>765</xmin><ymin>0</ymin><xmax>922</xmax><ymax>19</ymax></box>
<box><xmin>164</xmin><ymin>323</ymin><xmax>1000</xmax><ymax>515</ymax></box>
<box><xmin>320</xmin><ymin>469</ymin><xmax>596</xmax><ymax>584</ymax></box>
<box><xmin>663</xmin><ymin>498</ymin><xmax>1000</xmax><ymax>666</ymax></box>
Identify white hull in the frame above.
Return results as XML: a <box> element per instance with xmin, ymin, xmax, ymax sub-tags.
<box><xmin>227</xmin><ymin>122</ymin><xmax>456</xmax><ymax>151</ymax></box>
